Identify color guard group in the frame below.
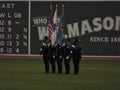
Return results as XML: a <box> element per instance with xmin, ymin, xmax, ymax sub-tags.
<box><xmin>40</xmin><ymin>36</ymin><xmax>82</xmax><ymax>75</ymax></box>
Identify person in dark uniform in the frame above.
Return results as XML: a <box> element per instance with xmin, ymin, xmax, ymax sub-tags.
<box><xmin>72</xmin><ymin>38</ymin><xmax>82</xmax><ymax>75</ymax></box>
<box><xmin>40</xmin><ymin>36</ymin><xmax>50</xmax><ymax>73</ymax></box>
<box><xmin>63</xmin><ymin>38</ymin><xmax>72</xmax><ymax>74</ymax></box>
<box><xmin>49</xmin><ymin>43</ymin><xmax>57</xmax><ymax>73</ymax></box>
<box><xmin>56</xmin><ymin>44</ymin><xmax>63</xmax><ymax>73</ymax></box>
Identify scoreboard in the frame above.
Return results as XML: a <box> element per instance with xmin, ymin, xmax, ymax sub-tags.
<box><xmin>0</xmin><ymin>1</ymin><xmax>28</xmax><ymax>54</ymax></box>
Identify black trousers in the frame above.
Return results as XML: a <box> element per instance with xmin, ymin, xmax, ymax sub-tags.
<box><xmin>64</xmin><ymin>58</ymin><xmax>71</xmax><ymax>74</ymax></box>
<box><xmin>50</xmin><ymin>57</ymin><xmax>56</xmax><ymax>73</ymax></box>
<box><xmin>43</xmin><ymin>56</ymin><xmax>49</xmax><ymax>73</ymax></box>
<box><xmin>73</xmin><ymin>57</ymin><xmax>81</xmax><ymax>74</ymax></box>
<box><xmin>57</xmin><ymin>57</ymin><xmax>63</xmax><ymax>73</ymax></box>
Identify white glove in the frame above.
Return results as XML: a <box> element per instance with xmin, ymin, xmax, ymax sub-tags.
<box><xmin>40</xmin><ymin>48</ymin><xmax>42</xmax><ymax>51</ymax></box>
<box><xmin>53</xmin><ymin>56</ymin><xmax>55</xmax><ymax>58</ymax></box>
<box><xmin>66</xmin><ymin>56</ymin><xmax>69</xmax><ymax>59</ymax></box>
<box><xmin>62</xmin><ymin>43</ymin><xmax>65</xmax><ymax>46</ymax></box>
<box><xmin>72</xmin><ymin>45</ymin><xmax>75</xmax><ymax>48</ymax></box>
<box><xmin>70</xmin><ymin>51</ymin><xmax>73</xmax><ymax>54</ymax></box>
<box><xmin>43</xmin><ymin>43</ymin><xmax>46</xmax><ymax>46</ymax></box>
<box><xmin>48</xmin><ymin>43</ymin><xmax>50</xmax><ymax>47</ymax></box>
<box><xmin>59</xmin><ymin>56</ymin><xmax>62</xmax><ymax>59</ymax></box>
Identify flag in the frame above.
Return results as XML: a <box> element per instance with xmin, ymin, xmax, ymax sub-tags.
<box><xmin>60</xmin><ymin>4</ymin><xmax>64</xmax><ymax>30</ymax></box>
<box><xmin>48</xmin><ymin>5</ymin><xmax>53</xmax><ymax>41</ymax></box>
<box><xmin>51</xmin><ymin>5</ymin><xmax>58</xmax><ymax>46</ymax></box>
<box><xmin>48</xmin><ymin>21</ymin><xmax>53</xmax><ymax>40</ymax></box>
<box><xmin>57</xmin><ymin>27</ymin><xmax>62</xmax><ymax>45</ymax></box>
<box><xmin>57</xmin><ymin>4</ymin><xmax>64</xmax><ymax>45</ymax></box>
<box><xmin>48</xmin><ymin>5</ymin><xmax>58</xmax><ymax>46</ymax></box>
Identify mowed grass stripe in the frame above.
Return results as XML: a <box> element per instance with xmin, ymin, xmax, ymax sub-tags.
<box><xmin>0</xmin><ymin>59</ymin><xmax>120</xmax><ymax>90</ymax></box>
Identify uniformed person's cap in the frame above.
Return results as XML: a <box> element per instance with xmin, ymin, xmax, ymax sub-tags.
<box><xmin>67</xmin><ymin>38</ymin><xmax>70</xmax><ymax>42</ymax></box>
<box><xmin>44</xmin><ymin>36</ymin><xmax>48</xmax><ymax>41</ymax></box>
<box><xmin>74</xmin><ymin>38</ymin><xmax>79</xmax><ymax>44</ymax></box>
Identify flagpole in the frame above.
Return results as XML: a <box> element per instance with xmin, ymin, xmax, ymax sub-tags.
<box><xmin>62</xmin><ymin>4</ymin><xmax>64</xmax><ymax>11</ymax></box>
<box><xmin>50</xmin><ymin>4</ymin><xmax>53</xmax><ymax>20</ymax></box>
<box><xmin>50</xmin><ymin>4</ymin><xmax>52</xmax><ymax>10</ymax></box>
<box><xmin>56</xmin><ymin>4</ymin><xmax>58</xmax><ymax>24</ymax></box>
<box><xmin>49</xmin><ymin>4</ymin><xmax>52</xmax><ymax>41</ymax></box>
<box><xmin>61</xmin><ymin>4</ymin><xmax>64</xmax><ymax>39</ymax></box>
<box><xmin>56</xmin><ymin>4</ymin><xmax>58</xmax><ymax>8</ymax></box>
<box><xmin>55</xmin><ymin>4</ymin><xmax>58</xmax><ymax>46</ymax></box>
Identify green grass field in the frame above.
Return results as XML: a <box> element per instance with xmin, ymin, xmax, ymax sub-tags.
<box><xmin>0</xmin><ymin>59</ymin><xmax>120</xmax><ymax>90</ymax></box>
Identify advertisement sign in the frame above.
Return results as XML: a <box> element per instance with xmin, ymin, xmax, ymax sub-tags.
<box><xmin>31</xmin><ymin>1</ymin><xmax>120</xmax><ymax>55</ymax></box>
